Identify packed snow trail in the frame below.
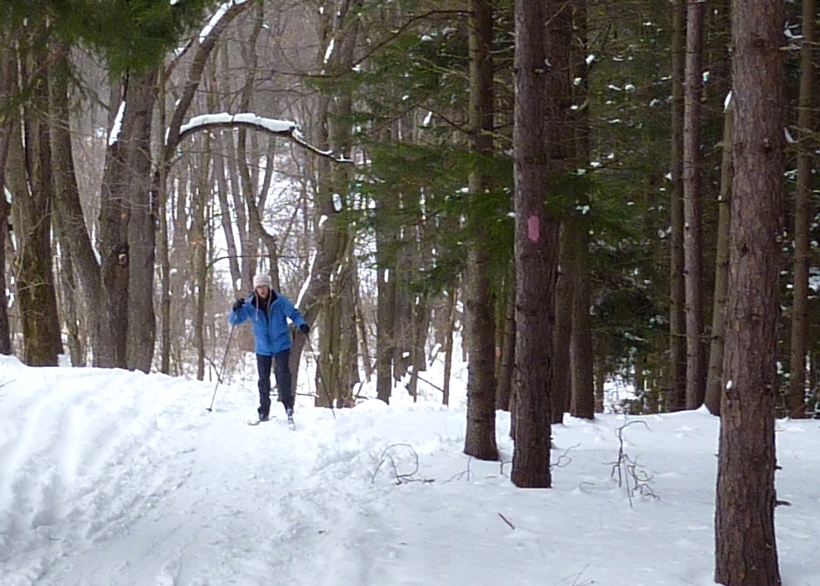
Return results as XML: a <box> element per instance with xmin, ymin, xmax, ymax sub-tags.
<box><xmin>2</xmin><ymin>356</ymin><xmax>820</xmax><ymax>586</ymax></box>
<box><xmin>0</xmin><ymin>362</ymin><xmax>403</xmax><ymax>586</ymax></box>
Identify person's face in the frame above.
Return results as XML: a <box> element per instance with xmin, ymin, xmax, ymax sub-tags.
<box><xmin>255</xmin><ymin>285</ymin><xmax>270</xmax><ymax>298</ymax></box>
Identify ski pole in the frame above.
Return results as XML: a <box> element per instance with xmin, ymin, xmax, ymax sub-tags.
<box><xmin>207</xmin><ymin>325</ymin><xmax>236</xmax><ymax>412</ymax></box>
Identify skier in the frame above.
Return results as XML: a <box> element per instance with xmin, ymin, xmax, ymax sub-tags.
<box><xmin>229</xmin><ymin>273</ymin><xmax>309</xmax><ymax>424</ymax></box>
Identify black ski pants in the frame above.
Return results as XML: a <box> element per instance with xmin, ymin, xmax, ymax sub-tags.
<box><xmin>256</xmin><ymin>349</ymin><xmax>294</xmax><ymax>418</ymax></box>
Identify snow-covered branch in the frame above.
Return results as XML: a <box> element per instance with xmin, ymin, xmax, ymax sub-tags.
<box><xmin>177</xmin><ymin>113</ymin><xmax>353</xmax><ymax>163</ymax></box>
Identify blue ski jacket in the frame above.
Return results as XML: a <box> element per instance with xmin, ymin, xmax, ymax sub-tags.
<box><xmin>229</xmin><ymin>292</ymin><xmax>307</xmax><ymax>356</ymax></box>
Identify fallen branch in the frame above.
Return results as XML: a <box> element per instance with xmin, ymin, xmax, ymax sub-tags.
<box><xmin>498</xmin><ymin>512</ymin><xmax>515</xmax><ymax>530</ymax></box>
<box><xmin>371</xmin><ymin>443</ymin><xmax>434</xmax><ymax>485</ymax></box>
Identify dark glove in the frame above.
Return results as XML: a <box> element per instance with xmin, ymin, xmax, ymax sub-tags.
<box><xmin>299</xmin><ymin>323</ymin><xmax>310</xmax><ymax>335</ymax></box>
<box><xmin>232</xmin><ymin>298</ymin><xmax>245</xmax><ymax>313</ymax></box>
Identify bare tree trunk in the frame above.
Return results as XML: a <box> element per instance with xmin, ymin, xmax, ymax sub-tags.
<box><xmin>157</xmin><ymin>72</ymin><xmax>172</xmax><ymax>374</ymax></box>
<box><xmin>569</xmin><ymin>0</ymin><xmax>594</xmax><ymax>420</ymax></box>
<box><xmin>683</xmin><ymin>0</ymin><xmax>706</xmax><ymax>409</ymax></box>
<box><xmin>0</xmin><ymin>47</ymin><xmax>16</xmax><ymax>355</ymax></box>
<box><xmin>124</xmin><ymin>68</ymin><xmax>159</xmax><ymax>373</ymax></box>
<box><xmin>570</xmin><ymin>219</ymin><xmax>595</xmax><ymax>419</ymax></box>
<box><xmin>715</xmin><ymin>1</ymin><xmax>783</xmax><ymax>582</ymax></box>
<box><xmin>49</xmin><ymin>40</ymin><xmax>101</xmax><ymax>364</ymax></box>
<box><xmin>669</xmin><ymin>0</ymin><xmax>687</xmax><ymax>411</ymax></box>
<box><xmin>16</xmin><ymin>46</ymin><xmax>63</xmax><ymax>366</ymax></box>
<box><xmin>552</xmin><ymin>231</ymin><xmax>572</xmax><ymax>423</ymax></box>
<box><xmin>376</xmin><ymin>260</ymin><xmax>396</xmax><ymax>403</ymax></box>
<box><xmin>788</xmin><ymin>0</ymin><xmax>815</xmax><ymax>419</ymax></box>
<box><xmin>192</xmin><ymin>140</ymin><xmax>209</xmax><ymax>381</ymax></box>
<box><xmin>464</xmin><ymin>0</ymin><xmax>499</xmax><ymax>462</ymax></box>
<box><xmin>442</xmin><ymin>286</ymin><xmax>458</xmax><ymax>407</ymax></box>
<box><xmin>511</xmin><ymin>0</ymin><xmax>556</xmax><ymax>488</ymax></box>
<box><xmin>705</xmin><ymin>98</ymin><xmax>733</xmax><ymax>415</ymax></box>
<box><xmin>496</xmin><ymin>271</ymin><xmax>515</xmax><ymax>411</ymax></box>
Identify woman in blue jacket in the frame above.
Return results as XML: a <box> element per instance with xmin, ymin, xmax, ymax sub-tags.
<box><xmin>229</xmin><ymin>273</ymin><xmax>309</xmax><ymax>423</ymax></box>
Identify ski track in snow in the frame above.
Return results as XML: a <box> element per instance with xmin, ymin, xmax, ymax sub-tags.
<box><xmin>0</xmin><ymin>364</ymin><xmax>425</xmax><ymax>586</ymax></box>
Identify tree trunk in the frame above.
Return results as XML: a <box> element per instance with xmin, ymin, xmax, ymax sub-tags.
<box><xmin>683</xmin><ymin>0</ymin><xmax>706</xmax><ymax>409</ymax></box>
<box><xmin>511</xmin><ymin>0</ymin><xmax>556</xmax><ymax>489</ymax></box>
<box><xmin>705</xmin><ymin>97</ymin><xmax>734</xmax><ymax>415</ymax></box>
<box><xmin>464</xmin><ymin>0</ymin><xmax>499</xmax><ymax>462</ymax></box>
<box><xmin>715</xmin><ymin>1</ymin><xmax>783</xmax><ymax>582</ymax></box>
<box><xmin>124</xmin><ymin>68</ymin><xmax>159</xmax><ymax>373</ymax></box>
<box><xmin>193</xmin><ymin>142</ymin><xmax>209</xmax><ymax>381</ymax></box>
<box><xmin>443</xmin><ymin>286</ymin><xmax>458</xmax><ymax>407</ymax></box>
<box><xmin>496</xmin><ymin>271</ymin><xmax>515</xmax><ymax>411</ymax></box>
<box><xmin>552</xmin><ymin>230</ymin><xmax>572</xmax><ymax>423</ymax></box>
<box><xmin>99</xmin><ymin>89</ymin><xmax>131</xmax><ymax>368</ymax></box>
<box><xmin>49</xmin><ymin>39</ymin><xmax>101</xmax><ymax>364</ymax></box>
<box><xmin>788</xmin><ymin>0</ymin><xmax>815</xmax><ymax>419</ymax></box>
<box><xmin>669</xmin><ymin>0</ymin><xmax>687</xmax><ymax>411</ymax></box>
<box><xmin>376</xmin><ymin>260</ymin><xmax>396</xmax><ymax>403</ymax></box>
<box><xmin>17</xmin><ymin>49</ymin><xmax>63</xmax><ymax>366</ymax></box>
<box><xmin>157</xmin><ymin>72</ymin><xmax>172</xmax><ymax>374</ymax></box>
<box><xmin>569</xmin><ymin>219</ymin><xmax>595</xmax><ymax>419</ymax></box>
<box><xmin>0</xmin><ymin>47</ymin><xmax>16</xmax><ymax>355</ymax></box>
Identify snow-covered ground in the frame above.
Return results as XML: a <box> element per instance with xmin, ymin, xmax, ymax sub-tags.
<box><xmin>1</xmin><ymin>349</ymin><xmax>819</xmax><ymax>586</ymax></box>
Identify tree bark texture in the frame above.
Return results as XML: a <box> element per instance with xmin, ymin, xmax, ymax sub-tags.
<box><xmin>17</xmin><ymin>52</ymin><xmax>63</xmax><ymax>366</ymax></box>
<box><xmin>124</xmin><ymin>68</ymin><xmax>159</xmax><ymax>373</ymax></box>
<box><xmin>669</xmin><ymin>0</ymin><xmax>687</xmax><ymax>412</ymax></box>
<box><xmin>715</xmin><ymin>1</ymin><xmax>784</xmax><ymax>583</ymax></box>
<box><xmin>496</xmin><ymin>272</ymin><xmax>515</xmax><ymax>411</ymax></box>
<box><xmin>0</xmin><ymin>48</ymin><xmax>16</xmax><ymax>355</ymax></box>
<box><xmin>464</xmin><ymin>0</ymin><xmax>499</xmax><ymax>461</ymax></box>
<box><xmin>705</xmin><ymin>98</ymin><xmax>733</xmax><ymax>415</ymax></box>
<box><xmin>552</xmin><ymin>231</ymin><xmax>572</xmax><ymax>423</ymax></box>
<box><xmin>683</xmin><ymin>0</ymin><xmax>706</xmax><ymax>409</ymax></box>
<box><xmin>569</xmin><ymin>218</ymin><xmax>595</xmax><ymax>419</ymax></box>
<box><xmin>511</xmin><ymin>0</ymin><xmax>556</xmax><ymax>489</ymax></box>
<box><xmin>49</xmin><ymin>40</ymin><xmax>101</xmax><ymax>363</ymax></box>
<box><xmin>788</xmin><ymin>0</ymin><xmax>815</xmax><ymax>419</ymax></box>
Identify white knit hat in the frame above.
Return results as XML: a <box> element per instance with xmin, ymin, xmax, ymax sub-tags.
<box><xmin>253</xmin><ymin>274</ymin><xmax>272</xmax><ymax>288</ymax></box>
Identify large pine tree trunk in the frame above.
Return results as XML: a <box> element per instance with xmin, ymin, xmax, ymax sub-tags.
<box><xmin>705</xmin><ymin>98</ymin><xmax>733</xmax><ymax>415</ymax></box>
<box><xmin>683</xmin><ymin>0</ymin><xmax>706</xmax><ymax>409</ymax></box>
<box><xmin>511</xmin><ymin>0</ymin><xmax>556</xmax><ymax>489</ymax></box>
<box><xmin>669</xmin><ymin>0</ymin><xmax>687</xmax><ymax>411</ymax></box>
<box><xmin>715</xmin><ymin>1</ymin><xmax>783</xmax><ymax>583</ymax></box>
<box><xmin>788</xmin><ymin>0</ymin><xmax>815</xmax><ymax>419</ymax></box>
<box><xmin>464</xmin><ymin>0</ymin><xmax>499</xmax><ymax>461</ymax></box>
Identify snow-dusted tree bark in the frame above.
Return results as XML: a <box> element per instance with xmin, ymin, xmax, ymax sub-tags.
<box><xmin>715</xmin><ymin>0</ymin><xmax>784</xmax><ymax>582</ymax></box>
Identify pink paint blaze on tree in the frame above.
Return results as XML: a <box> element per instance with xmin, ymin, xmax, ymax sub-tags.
<box><xmin>527</xmin><ymin>215</ymin><xmax>540</xmax><ymax>243</ymax></box>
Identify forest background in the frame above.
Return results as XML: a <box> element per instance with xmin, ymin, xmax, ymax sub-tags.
<box><xmin>0</xmin><ymin>0</ymin><xmax>810</xmax><ymax>582</ymax></box>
